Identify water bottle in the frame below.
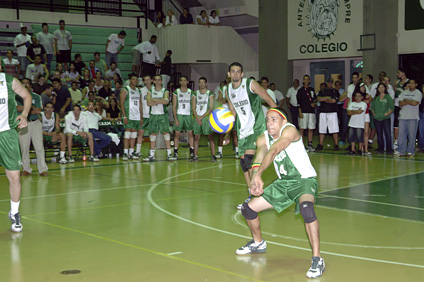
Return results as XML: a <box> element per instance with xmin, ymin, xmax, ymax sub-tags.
<box><xmin>82</xmin><ymin>151</ymin><xmax>87</xmax><ymax>161</ymax></box>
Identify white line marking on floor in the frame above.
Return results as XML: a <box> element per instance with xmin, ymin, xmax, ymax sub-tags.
<box><xmin>167</xmin><ymin>252</ymin><xmax>183</xmax><ymax>256</ymax></box>
<box><xmin>363</xmin><ymin>194</ymin><xmax>386</xmax><ymax>197</ymax></box>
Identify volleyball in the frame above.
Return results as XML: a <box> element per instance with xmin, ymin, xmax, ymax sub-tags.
<box><xmin>209</xmin><ymin>108</ymin><xmax>235</xmax><ymax>133</ymax></box>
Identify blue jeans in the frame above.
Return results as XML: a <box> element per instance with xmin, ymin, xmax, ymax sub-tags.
<box><xmin>374</xmin><ymin>118</ymin><xmax>392</xmax><ymax>153</ymax></box>
<box><xmin>418</xmin><ymin>112</ymin><xmax>424</xmax><ymax>149</ymax></box>
<box><xmin>89</xmin><ymin>129</ymin><xmax>112</xmax><ymax>155</ymax></box>
<box><xmin>105</xmin><ymin>52</ymin><xmax>118</xmax><ymax>67</ymax></box>
<box><xmin>398</xmin><ymin>119</ymin><xmax>418</xmax><ymax>154</ymax></box>
<box><xmin>45</xmin><ymin>54</ymin><xmax>53</xmax><ymax>74</ymax></box>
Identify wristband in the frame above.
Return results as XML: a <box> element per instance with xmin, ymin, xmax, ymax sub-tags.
<box><xmin>123</xmin><ymin>117</ymin><xmax>128</xmax><ymax>119</ymax></box>
<box><xmin>251</xmin><ymin>163</ymin><xmax>260</xmax><ymax>170</ymax></box>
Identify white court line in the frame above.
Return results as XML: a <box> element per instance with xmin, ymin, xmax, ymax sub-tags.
<box><xmin>362</xmin><ymin>194</ymin><xmax>386</xmax><ymax>197</ymax></box>
<box><xmin>147</xmin><ymin>165</ymin><xmax>424</xmax><ymax>269</ymax></box>
<box><xmin>167</xmin><ymin>252</ymin><xmax>183</xmax><ymax>256</ymax></box>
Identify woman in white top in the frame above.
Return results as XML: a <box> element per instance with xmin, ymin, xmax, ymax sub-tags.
<box><xmin>208</xmin><ymin>10</ymin><xmax>221</xmax><ymax>26</ymax></box>
<box><xmin>197</xmin><ymin>10</ymin><xmax>209</xmax><ymax>26</ymax></box>
<box><xmin>165</xmin><ymin>10</ymin><xmax>178</xmax><ymax>27</ymax></box>
<box><xmin>94</xmin><ymin>71</ymin><xmax>104</xmax><ymax>92</ymax></box>
<box><xmin>65</xmin><ymin>62</ymin><xmax>80</xmax><ymax>86</ymax></box>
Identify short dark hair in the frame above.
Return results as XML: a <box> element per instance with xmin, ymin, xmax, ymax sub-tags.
<box><xmin>335</xmin><ymin>80</ymin><xmax>342</xmax><ymax>85</ymax></box>
<box><xmin>94</xmin><ymin>52</ymin><xmax>100</xmax><ymax>56</ymax></box>
<box><xmin>320</xmin><ymin>82</ymin><xmax>327</xmax><ymax>87</ymax></box>
<box><xmin>294</xmin><ymin>79</ymin><xmax>300</xmax><ymax>83</ymax></box>
<box><xmin>73</xmin><ymin>104</ymin><xmax>81</xmax><ymax>110</ymax></box>
<box><xmin>167</xmin><ymin>50</ymin><xmax>173</xmax><ymax>55</ymax></box>
<box><xmin>366</xmin><ymin>74</ymin><xmax>373</xmax><ymax>82</ymax></box>
<box><xmin>150</xmin><ymin>35</ymin><xmax>157</xmax><ymax>40</ymax></box>
<box><xmin>398</xmin><ymin>67</ymin><xmax>407</xmax><ymax>75</ymax></box>
<box><xmin>90</xmin><ymin>60</ymin><xmax>95</xmax><ymax>63</ymax></box>
<box><xmin>34</xmin><ymin>54</ymin><xmax>42</xmax><ymax>59</ymax></box>
<box><xmin>89</xmin><ymin>79</ymin><xmax>95</xmax><ymax>84</ymax></box>
<box><xmin>51</xmin><ymin>78</ymin><xmax>62</xmax><ymax>84</ymax></box>
<box><xmin>20</xmin><ymin>26</ymin><xmax>27</xmax><ymax>31</ymax></box>
<box><xmin>119</xmin><ymin>30</ymin><xmax>127</xmax><ymax>36</ymax></box>
<box><xmin>352</xmin><ymin>72</ymin><xmax>359</xmax><ymax>77</ymax></box>
<box><xmin>199</xmin><ymin>77</ymin><xmax>207</xmax><ymax>83</ymax></box>
<box><xmin>42</xmin><ymin>23</ymin><xmax>48</xmax><ymax>28</ymax></box>
<box><xmin>142</xmin><ymin>74</ymin><xmax>152</xmax><ymax>79</ymax></box>
<box><xmin>270</xmin><ymin>83</ymin><xmax>275</xmax><ymax>87</ymax></box>
<box><xmin>129</xmin><ymin>73</ymin><xmax>138</xmax><ymax>79</ymax></box>
<box><xmin>45</xmin><ymin>101</ymin><xmax>54</xmax><ymax>107</ymax></box>
<box><xmin>75</xmin><ymin>54</ymin><xmax>82</xmax><ymax>60</ymax></box>
<box><xmin>228</xmin><ymin>62</ymin><xmax>243</xmax><ymax>73</ymax></box>
<box><xmin>71</xmin><ymin>81</ymin><xmax>77</xmax><ymax>85</ymax></box>
<box><xmin>261</xmin><ymin>77</ymin><xmax>269</xmax><ymax>83</ymax></box>
<box><xmin>21</xmin><ymin>78</ymin><xmax>31</xmax><ymax>83</ymax></box>
<box><xmin>59</xmin><ymin>20</ymin><xmax>65</xmax><ymax>24</ymax></box>
<box><xmin>303</xmin><ymin>75</ymin><xmax>310</xmax><ymax>80</ymax></box>
<box><xmin>46</xmin><ymin>83</ymin><xmax>53</xmax><ymax>89</ymax></box>
<box><xmin>88</xmin><ymin>91</ymin><xmax>96</xmax><ymax>96</ymax></box>
<box><xmin>110</xmin><ymin>62</ymin><xmax>117</xmax><ymax>66</ymax></box>
<box><xmin>180</xmin><ymin>76</ymin><xmax>189</xmax><ymax>81</ymax></box>
<box><xmin>210</xmin><ymin>10</ymin><xmax>217</xmax><ymax>16</ymax></box>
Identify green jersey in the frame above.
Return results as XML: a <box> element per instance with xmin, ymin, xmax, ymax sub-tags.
<box><xmin>0</xmin><ymin>73</ymin><xmax>18</xmax><ymax>132</ymax></box>
<box><xmin>194</xmin><ymin>89</ymin><xmax>213</xmax><ymax>116</ymax></box>
<box><xmin>173</xmin><ymin>88</ymin><xmax>194</xmax><ymax>115</ymax></box>
<box><xmin>123</xmin><ymin>85</ymin><xmax>141</xmax><ymax>120</ymax></box>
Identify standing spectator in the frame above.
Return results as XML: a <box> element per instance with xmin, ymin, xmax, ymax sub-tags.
<box><xmin>65</xmin><ymin>62</ymin><xmax>80</xmax><ymax>86</ymax></box>
<box><xmin>41</xmin><ymin>102</ymin><xmax>68</xmax><ymax>163</ymax></box>
<box><xmin>105</xmin><ymin>31</ymin><xmax>126</xmax><ymax>67</ymax></box>
<box><xmin>394</xmin><ymin>68</ymin><xmax>410</xmax><ymax>150</ymax></box>
<box><xmin>137</xmin><ymin>35</ymin><xmax>160</xmax><ymax>77</ymax></box>
<box><xmin>180</xmin><ymin>8</ymin><xmax>194</xmax><ymax>24</ymax></box>
<box><xmin>316</xmin><ymin>78</ymin><xmax>340</xmax><ymax>151</ymax></box>
<box><xmin>69</xmin><ymin>81</ymin><xmax>83</xmax><ymax>105</ymax></box>
<box><xmin>161</xmin><ymin>50</ymin><xmax>172</xmax><ymax>89</ymax></box>
<box><xmin>2</xmin><ymin>49</ymin><xmax>21</xmax><ymax>77</ymax></box>
<box><xmin>26</xmin><ymin>55</ymin><xmax>49</xmax><ymax>83</ymax></box>
<box><xmin>72</xmin><ymin>54</ymin><xmax>86</xmax><ymax>74</ymax></box>
<box><xmin>105</xmin><ymin>62</ymin><xmax>121</xmax><ymax>80</ymax></box>
<box><xmin>371</xmin><ymin>83</ymin><xmax>394</xmax><ymax>154</ymax></box>
<box><xmin>36</xmin><ymin>23</ymin><xmax>55</xmax><ymax>73</ymax></box>
<box><xmin>395</xmin><ymin>80</ymin><xmax>422</xmax><ymax>157</ymax></box>
<box><xmin>358</xmin><ymin>83</ymin><xmax>373</xmax><ymax>155</ymax></box>
<box><xmin>260</xmin><ymin>77</ymin><xmax>277</xmax><ymax>116</ymax></box>
<box><xmin>154</xmin><ymin>11</ymin><xmax>165</xmax><ymax>28</ymax></box>
<box><xmin>270</xmin><ymin>83</ymin><xmax>284</xmax><ymax>106</ymax></box>
<box><xmin>94</xmin><ymin>52</ymin><xmax>107</xmax><ymax>77</ymax></box>
<box><xmin>165</xmin><ymin>10</ymin><xmax>178</xmax><ymax>27</ymax></box>
<box><xmin>85</xmin><ymin>102</ymin><xmax>112</xmax><ymax>158</ymax></box>
<box><xmin>363</xmin><ymin>74</ymin><xmax>373</xmax><ymax>93</ymax></box>
<box><xmin>346</xmin><ymin>72</ymin><xmax>369</xmax><ymax>107</ymax></box>
<box><xmin>26</xmin><ymin>35</ymin><xmax>47</xmax><ymax>65</ymax></box>
<box><xmin>297</xmin><ymin>74</ymin><xmax>316</xmax><ymax>152</ymax></box>
<box><xmin>285</xmin><ymin>79</ymin><xmax>300</xmax><ymax>129</ymax></box>
<box><xmin>52</xmin><ymin>78</ymin><xmax>72</xmax><ymax>117</ymax></box>
<box><xmin>88</xmin><ymin>60</ymin><xmax>100</xmax><ymax>79</ymax></box>
<box><xmin>54</xmin><ymin>20</ymin><xmax>72</xmax><ymax>71</ymax></box>
<box><xmin>209</xmin><ymin>10</ymin><xmax>221</xmax><ymax>26</ymax></box>
<box><xmin>335</xmin><ymin>80</ymin><xmax>348</xmax><ymax>145</ymax></box>
<box><xmin>17</xmin><ymin>78</ymin><xmax>48</xmax><ymax>176</ymax></box>
<box><xmin>197</xmin><ymin>10</ymin><xmax>210</xmax><ymax>26</ymax></box>
<box><xmin>13</xmin><ymin>26</ymin><xmax>31</xmax><ymax>77</ymax></box>
<box><xmin>419</xmin><ymin>92</ymin><xmax>424</xmax><ymax>153</ymax></box>
<box><xmin>347</xmin><ymin>92</ymin><xmax>367</xmax><ymax>155</ymax></box>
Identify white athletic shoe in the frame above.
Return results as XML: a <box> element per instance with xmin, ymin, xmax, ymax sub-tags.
<box><xmin>143</xmin><ymin>155</ymin><xmax>155</xmax><ymax>162</ymax></box>
<box><xmin>8</xmin><ymin>212</ymin><xmax>23</xmax><ymax>233</ymax></box>
<box><xmin>306</xmin><ymin>257</ymin><xmax>325</xmax><ymax>278</ymax></box>
<box><xmin>58</xmin><ymin>157</ymin><xmax>68</xmax><ymax>164</ymax></box>
<box><xmin>236</xmin><ymin>239</ymin><xmax>267</xmax><ymax>255</ymax></box>
<box><xmin>237</xmin><ymin>196</ymin><xmax>251</xmax><ymax>210</ymax></box>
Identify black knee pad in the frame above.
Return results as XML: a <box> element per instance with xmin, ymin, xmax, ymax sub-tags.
<box><xmin>240</xmin><ymin>158</ymin><xmax>248</xmax><ymax>172</ymax></box>
<box><xmin>241</xmin><ymin>202</ymin><xmax>258</xmax><ymax>220</ymax></box>
<box><xmin>299</xmin><ymin>201</ymin><xmax>317</xmax><ymax>223</ymax></box>
<box><xmin>240</xmin><ymin>154</ymin><xmax>254</xmax><ymax>172</ymax></box>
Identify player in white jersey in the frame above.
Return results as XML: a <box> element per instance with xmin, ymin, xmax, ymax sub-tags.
<box><xmin>41</xmin><ymin>102</ymin><xmax>67</xmax><ymax>163</ymax></box>
<box><xmin>236</xmin><ymin>108</ymin><xmax>324</xmax><ymax>279</ymax></box>
<box><xmin>134</xmin><ymin>74</ymin><xmax>152</xmax><ymax>158</ymax></box>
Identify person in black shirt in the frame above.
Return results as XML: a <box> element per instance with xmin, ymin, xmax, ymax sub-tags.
<box><xmin>160</xmin><ymin>50</ymin><xmax>172</xmax><ymax>89</ymax></box>
<box><xmin>179</xmin><ymin>8</ymin><xmax>194</xmax><ymax>24</ymax></box>
<box><xmin>98</xmin><ymin>80</ymin><xmax>113</xmax><ymax>99</ymax></box>
<box><xmin>106</xmin><ymin>98</ymin><xmax>121</xmax><ymax>120</ymax></box>
<box><xmin>316</xmin><ymin>78</ymin><xmax>340</xmax><ymax>151</ymax></box>
<box><xmin>32</xmin><ymin>74</ymin><xmax>49</xmax><ymax>95</ymax></box>
<box><xmin>26</xmin><ymin>35</ymin><xmax>47</xmax><ymax>64</ymax></box>
<box><xmin>297</xmin><ymin>74</ymin><xmax>317</xmax><ymax>152</ymax></box>
<box><xmin>72</xmin><ymin>54</ymin><xmax>86</xmax><ymax>75</ymax></box>
<box><xmin>52</xmin><ymin>78</ymin><xmax>72</xmax><ymax>117</ymax></box>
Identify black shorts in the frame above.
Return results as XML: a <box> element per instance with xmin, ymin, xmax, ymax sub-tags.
<box><xmin>57</xmin><ymin>50</ymin><xmax>71</xmax><ymax>63</ymax></box>
<box><xmin>394</xmin><ymin>106</ymin><xmax>400</xmax><ymax>128</ymax></box>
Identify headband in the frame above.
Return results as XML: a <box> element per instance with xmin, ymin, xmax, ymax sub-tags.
<box><xmin>267</xmin><ymin>108</ymin><xmax>287</xmax><ymax>121</ymax></box>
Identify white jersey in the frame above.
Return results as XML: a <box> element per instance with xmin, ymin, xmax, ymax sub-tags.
<box><xmin>41</xmin><ymin>112</ymin><xmax>55</xmax><ymax>132</ymax></box>
<box><xmin>264</xmin><ymin>123</ymin><xmax>317</xmax><ymax>179</ymax></box>
<box><xmin>140</xmin><ymin>86</ymin><xmax>150</xmax><ymax>118</ymax></box>
<box><xmin>150</xmin><ymin>87</ymin><xmax>167</xmax><ymax>115</ymax></box>
<box><xmin>124</xmin><ymin>86</ymin><xmax>141</xmax><ymax>120</ymax></box>
<box><xmin>194</xmin><ymin>89</ymin><xmax>213</xmax><ymax>116</ymax></box>
<box><xmin>174</xmin><ymin>88</ymin><xmax>193</xmax><ymax>115</ymax></box>
<box><xmin>64</xmin><ymin>112</ymin><xmax>88</xmax><ymax>134</ymax></box>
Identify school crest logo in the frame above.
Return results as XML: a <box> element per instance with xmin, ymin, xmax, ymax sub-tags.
<box><xmin>0</xmin><ymin>81</ymin><xmax>4</xmax><ymax>86</ymax></box>
<box><xmin>308</xmin><ymin>0</ymin><xmax>340</xmax><ymax>40</ymax></box>
<box><xmin>231</xmin><ymin>92</ymin><xmax>236</xmax><ymax>99</ymax></box>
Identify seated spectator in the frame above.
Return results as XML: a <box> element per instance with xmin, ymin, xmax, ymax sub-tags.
<box><xmin>82</xmin><ymin>80</ymin><xmax>97</xmax><ymax>99</ymax></box>
<box><xmin>88</xmin><ymin>60</ymin><xmax>100</xmax><ymax>79</ymax></box>
<box><xmin>69</xmin><ymin>81</ymin><xmax>83</xmax><ymax>105</ymax></box>
<box><xmin>32</xmin><ymin>74</ymin><xmax>48</xmax><ymax>95</ymax></box>
<box><xmin>40</xmin><ymin>83</ymin><xmax>55</xmax><ymax>106</ymax></box>
<box><xmin>65</xmin><ymin>62</ymin><xmax>80</xmax><ymax>86</ymax></box>
<box><xmin>371</xmin><ymin>83</ymin><xmax>394</xmax><ymax>154</ymax></box>
<box><xmin>64</xmin><ymin>105</ymin><xmax>99</xmax><ymax>162</ymax></box>
<box><xmin>2</xmin><ymin>49</ymin><xmax>21</xmax><ymax>77</ymax></box>
<box><xmin>347</xmin><ymin>92</ymin><xmax>367</xmax><ymax>155</ymax></box>
<box><xmin>52</xmin><ymin>78</ymin><xmax>72</xmax><ymax>117</ymax></box>
<box><xmin>180</xmin><ymin>8</ymin><xmax>194</xmax><ymax>24</ymax></box>
<box><xmin>105</xmin><ymin>62</ymin><xmax>121</xmax><ymax>80</ymax></box>
<box><xmin>79</xmin><ymin>69</ymin><xmax>92</xmax><ymax>89</ymax></box>
<box><xmin>85</xmin><ymin>101</ymin><xmax>112</xmax><ymax>158</ymax></box>
<box><xmin>113</xmin><ymin>79</ymin><xmax>123</xmax><ymax>101</ymax></box>
<box><xmin>26</xmin><ymin>55</ymin><xmax>49</xmax><ymax>83</ymax></box>
<box><xmin>94</xmin><ymin>71</ymin><xmax>104</xmax><ymax>92</ymax></box>
<box><xmin>106</xmin><ymin>98</ymin><xmax>121</xmax><ymax>121</ymax></box>
<box><xmin>98</xmin><ymin>80</ymin><xmax>113</xmax><ymax>99</ymax></box>
<box><xmin>26</xmin><ymin>35</ymin><xmax>47</xmax><ymax>64</ymax></box>
<box><xmin>197</xmin><ymin>10</ymin><xmax>210</xmax><ymax>26</ymax></box>
<box><xmin>94</xmin><ymin>52</ymin><xmax>108</xmax><ymax>76</ymax></box>
<box><xmin>112</xmin><ymin>73</ymin><xmax>122</xmax><ymax>88</ymax></box>
<box><xmin>41</xmin><ymin>102</ymin><xmax>68</xmax><ymax>163</ymax></box>
<box><xmin>209</xmin><ymin>10</ymin><xmax>221</xmax><ymax>26</ymax></box>
<box><xmin>51</xmin><ymin>70</ymin><xmax>66</xmax><ymax>85</ymax></box>
<box><xmin>154</xmin><ymin>11</ymin><xmax>165</xmax><ymax>28</ymax></box>
<box><xmin>72</xmin><ymin>53</ymin><xmax>86</xmax><ymax>74</ymax></box>
<box><xmin>165</xmin><ymin>10</ymin><xmax>178</xmax><ymax>27</ymax></box>
<box><xmin>54</xmin><ymin>62</ymin><xmax>66</xmax><ymax>81</ymax></box>
<box><xmin>95</xmin><ymin>100</ymin><xmax>107</xmax><ymax>117</ymax></box>
<box><xmin>81</xmin><ymin>91</ymin><xmax>98</xmax><ymax>107</ymax></box>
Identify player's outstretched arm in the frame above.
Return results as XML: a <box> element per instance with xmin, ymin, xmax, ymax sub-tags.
<box><xmin>251</xmin><ymin>80</ymin><xmax>277</xmax><ymax>108</ymax></box>
<box><xmin>250</xmin><ymin>134</ymin><xmax>268</xmax><ymax>195</ymax></box>
<box><xmin>12</xmin><ymin>77</ymin><xmax>31</xmax><ymax>128</ymax></box>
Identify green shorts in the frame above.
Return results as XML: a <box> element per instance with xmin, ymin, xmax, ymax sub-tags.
<box><xmin>238</xmin><ymin>131</ymin><xmax>261</xmax><ymax>156</ymax></box>
<box><xmin>43</xmin><ymin>135</ymin><xmax>53</xmax><ymax>143</ymax></box>
<box><xmin>149</xmin><ymin>114</ymin><xmax>170</xmax><ymax>134</ymax></box>
<box><xmin>262</xmin><ymin>177</ymin><xmax>318</xmax><ymax>214</ymax></box>
<box><xmin>140</xmin><ymin>118</ymin><xmax>150</xmax><ymax>130</ymax></box>
<box><xmin>369</xmin><ymin>114</ymin><xmax>375</xmax><ymax>129</ymax></box>
<box><xmin>123</xmin><ymin>119</ymin><xmax>140</xmax><ymax>130</ymax></box>
<box><xmin>174</xmin><ymin>114</ymin><xmax>193</xmax><ymax>132</ymax></box>
<box><xmin>0</xmin><ymin>129</ymin><xmax>22</xmax><ymax>171</ymax></box>
<box><xmin>72</xmin><ymin>134</ymin><xmax>87</xmax><ymax>144</ymax></box>
<box><xmin>193</xmin><ymin>116</ymin><xmax>212</xmax><ymax>135</ymax></box>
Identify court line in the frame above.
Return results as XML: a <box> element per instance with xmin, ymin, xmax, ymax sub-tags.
<box><xmin>312</xmin><ymin>151</ymin><xmax>424</xmax><ymax>162</ymax></box>
<box><xmin>147</xmin><ymin>167</ymin><xmax>424</xmax><ymax>269</ymax></box>
<box><xmin>1</xmin><ymin>213</ymin><xmax>265</xmax><ymax>282</ymax></box>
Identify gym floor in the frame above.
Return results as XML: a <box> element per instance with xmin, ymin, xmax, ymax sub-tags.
<box><xmin>0</xmin><ymin>140</ymin><xmax>423</xmax><ymax>281</ymax></box>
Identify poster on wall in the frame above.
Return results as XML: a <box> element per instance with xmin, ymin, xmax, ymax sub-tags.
<box><xmin>288</xmin><ymin>0</ymin><xmax>363</xmax><ymax>60</ymax></box>
<box><xmin>404</xmin><ymin>0</ymin><xmax>424</xmax><ymax>30</ymax></box>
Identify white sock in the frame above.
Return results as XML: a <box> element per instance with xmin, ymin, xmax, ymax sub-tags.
<box><xmin>369</xmin><ymin>140</ymin><xmax>373</xmax><ymax>144</ymax></box>
<box><xmin>218</xmin><ymin>146</ymin><xmax>222</xmax><ymax>153</ymax></box>
<box><xmin>129</xmin><ymin>148</ymin><xmax>134</xmax><ymax>155</ymax></box>
<box><xmin>10</xmin><ymin>200</ymin><xmax>20</xmax><ymax>215</ymax></box>
<box><xmin>167</xmin><ymin>149</ymin><xmax>172</xmax><ymax>156</ymax></box>
<box><xmin>150</xmin><ymin>149</ymin><xmax>155</xmax><ymax>156</ymax></box>
<box><xmin>190</xmin><ymin>147</ymin><xmax>194</xmax><ymax>150</ymax></box>
<box><xmin>395</xmin><ymin>139</ymin><xmax>398</xmax><ymax>144</ymax></box>
<box><xmin>235</xmin><ymin>147</ymin><xmax>239</xmax><ymax>153</ymax></box>
<box><xmin>124</xmin><ymin>149</ymin><xmax>128</xmax><ymax>154</ymax></box>
<box><xmin>60</xmin><ymin>151</ymin><xmax>65</xmax><ymax>158</ymax></box>
<box><xmin>136</xmin><ymin>144</ymin><xmax>141</xmax><ymax>153</ymax></box>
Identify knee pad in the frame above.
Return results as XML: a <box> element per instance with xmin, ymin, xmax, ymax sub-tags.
<box><xmin>163</xmin><ymin>134</ymin><xmax>170</xmax><ymax>141</ymax></box>
<box><xmin>299</xmin><ymin>201</ymin><xmax>317</xmax><ymax>223</ymax></box>
<box><xmin>124</xmin><ymin>131</ymin><xmax>131</xmax><ymax>139</ymax></box>
<box><xmin>240</xmin><ymin>158</ymin><xmax>248</xmax><ymax>172</ymax></box>
<box><xmin>150</xmin><ymin>135</ymin><xmax>157</xmax><ymax>142</ymax></box>
<box><xmin>240</xmin><ymin>154</ymin><xmax>254</xmax><ymax>172</ymax></box>
<box><xmin>241</xmin><ymin>202</ymin><xmax>258</xmax><ymax>220</ymax></box>
<box><xmin>131</xmin><ymin>131</ymin><xmax>138</xmax><ymax>139</ymax></box>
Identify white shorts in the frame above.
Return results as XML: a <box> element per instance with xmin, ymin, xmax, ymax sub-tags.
<box><xmin>319</xmin><ymin>112</ymin><xmax>339</xmax><ymax>134</ymax></box>
<box><xmin>365</xmin><ymin>113</ymin><xmax>370</xmax><ymax>123</ymax></box>
<box><xmin>299</xmin><ymin>113</ymin><xmax>316</xmax><ymax>129</ymax></box>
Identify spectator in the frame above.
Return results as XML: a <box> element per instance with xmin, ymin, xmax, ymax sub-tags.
<box><xmin>154</xmin><ymin>11</ymin><xmax>165</xmax><ymax>28</ymax></box>
<box><xmin>88</xmin><ymin>60</ymin><xmax>100</xmax><ymax>79</ymax></box>
<box><xmin>64</xmin><ymin>105</ymin><xmax>99</xmax><ymax>162</ymax></box>
<box><xmin>105</xmin><ymin>62</ymin><xmax>121</xmax><ymax>80</ymax></box>
<box><xmin>394</xmin><ymin>68</ymin><xmax>409</xmax><ymax>150</ymax></box>
<box><xmin>285</xmin><ymin>79</ymin><xmax>300</xmax><ymax>129</ymax></box>
<box><xmin>112</xmin><ymin>73</ymin><xmax>122</xmax><ymax>88</ymax></box>
<box><xmin>32</xmin><ymin>74</ymin><xmax>48</xmax><ymax>95</ymax></box>
<box><xmin>82</xmin><ymin>80</ymin><xmax>97</xmax><ymax>99</ymax></box>
<box><xmin>95</xmin><ymin>100</ymin><xmax>107</xmax><ymax>117</ymax></box>
<box><xmin>209</xmin><ymin>10</ymin><xmax>221</xmax><ymax>26</ymax></box>
<box><xmin>335</xmin><ymin>80</ymin><xmax>348</xmax><ymax>145</ymax></box>
<box><xmin>85</xmin><ymin>101</ymin><xmax>112</xmax><ymax>157</ymax></box>
<box><xmin>113</xmin><ymin>79</ymin><xmax>123</xmax><ymax>101</ymax></box>
<box><xmin>297</xmin><ymin>74</ymin><xmax>316</xmax><ymax>152</ymax></box>
<box><xmin>40</xmin><ymin>84</ymin><xmax>55</xmax><ymax>106</ymax></box>
<box><xmin>52</xmin><ymin>78</ymin><xmax>72</xmax><ymax>117</ymax></box>
<box><xmin>17</xmin><ymin>78</ymin><xmax>48</xmax><ymax>176</ymax></box>
<box><xmin>98</xmin><ymin>79</ymin><xmax>113</xmax><ymax>99</ymax></box>
<box><xmin>53</xmin><ymin>62</ymin><xmax>67</xmax><ymax>83</ymax></box>
<box><xmin>316</xmin><ymin>78</ymin><xmax>340</xmax><ymax>151</ymax></box>
<box><xmin>347</xmin><ymin>92</ymin><xmax>367</xmax><ymax>155</ymax></box>
<box><xmin>197</xmin><ymin>10</ymin><xmax>210</xmax><ymax>26</ymax></box>
<box><xmin>26</xmin><ymin>54</ymin><xmax>49</xmax><ymax>83</ymax></box>
<box><xmin>26</xmin><ymin>35</ymin><xmax>47</xmax><ymax>65</ymax></box>
<box><xmin>2</xmin><ymin>49</ymin><xmax>21</xmax><ymax>77</ymax></box>
<box><xmin>36</xmin><ymin>23</ymin><xmax>55</xmax><ymax>73</ymax></box>
<box><xmin>69</xmin><ymin>81</ymin><xmax>83</xmax><ymax>105</ymax></box>
<box><xmin>79</xmin><ymin>69</ymin><xmax>91</xmax><ymax>89</ymax></box>
<box><xmin>105</xmin><ymin>30</ymin><xmax>126</xmax><ymax>67</ymax></box>
<box><xmin>13</xmin><ymin>26</ymin><xmax>31</xmax><ymax>76</ymax></box>
<box><xmin>160</xmin><ymin>50</ymin><xmax>172</xmax><ymax>89</ymax></box>
<box><xmin>346</xmin><ymin>72</ymin><xmax>369</xmax><ymax>107</ymax></box>
<box><xmin>395</xmin><ymin>80</ymin><xmax>422</xmax><ymax>157</ymax></box>
<box><xmin>81</xmin><ymin>91</ymin><xmax>97</xmax><ymax>107</ymax></box>
<box><xmin>260</xmin><ymin>77</ymin><xmax>277</xmax><ymax>116</ymax></box>
<box><xmin>94</xmin><ymin>52</ymin><xmax>107</xmax><ymax>77</ymax></box>
<box><xmin>165</xmin><ymin>10</ymin><xmax>178</xmax><ymax>27</ymax></box>
<box><xmin>363</xmin><ymin>74</ymin><xmax>373</xmax><ymax>93</ymax></box>
<box><xmin>419</xmin><ymin>90</ymin><xmax>424</xmax><ymax>153</ymax></box>
<box><xmin>357</xmin><ymin>83</ymin><xmax>373</xmax><ymax>155</ymax></box>
<box><xmin>72</xmin><ymin>54</ymin><xmax>86</xmax><ymax>74</ymax></box>
<box><xmin>137</xmin><ymin>35</ymin><xmax>160</xmax><ymax>77</ymax></box>
<box><xmin>54</xmin><ymin>20</ymin><xmax>72</xmax><ymax>71</ymax></box>
<box><xmin>106</xmin><ymin>98</ymin><xmax>121</xmax><ymax>120</ymax></box>
<box><xmin>180</xmin><ymin>8</ymin><xmax>194</xmax><ymax>24</ymax></box>
<box><xmin>270</xmin><ymin>83</ymin><xmax>284</xmax><ymax>106</ymax></box>
<box><xmin>94</xmin><ymin>71</ymin><xmax>104</xmax><ymax>92</ymax></box>
<box><xmin>371</xmin><ymin>83</ymin><xmax>394</xmax><ymax>154</ymax></box>
<box><xmin>65</xmin><ymin>62</ymin><xmax>80</xmax><ymax>86</ymax></box>
<box><xmin>41</xmin><ymin>102</ymin><xmax>68</xmax><ymax>164</ymax></box>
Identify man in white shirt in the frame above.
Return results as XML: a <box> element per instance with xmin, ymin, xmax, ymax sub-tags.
<box><xmin>132</xmin><ymin>35</ymin><xmax>160</xmax><ymax>77</ymax></box>
<box><xmin>105</xmin><ymin>62</ymin><xmax>122</xmax><ymax>80</ymax></box>
<box><xmin>36</xmin><ymin>23</ymin><xmax>55</xmax><ymax>73</ymax></box>
<box><xmin>285</xmin><ymin>79</ymin><xmax>300</xmax><ymax>129</ymax></box>
<box><xmin>260</xmin><ymin>77</ymin><xmax>277</xmax><ymax>117</ymax></box>
<box><xmin>85</xmin><ymin>102</ymin><xmax>112</xmax><ymax>157</ymax></box>
<box><xmin>13</xmin><ymin>26</ymin><xmax>31</xmax><ymax>76</ymax></box>
<box><xmin>270</xmin><ymin>83</ymin><xmax>284</xmax><ymax>106</ymax></box>
<box><xmin>105</xmin><ymin>31</ymin><xmax>126</xmax><ymax>67</ymax></box>
<box><xmin>53</xmin><ymin>20</ymin><xmax>72</xmax><ymax>71</ymax></box>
